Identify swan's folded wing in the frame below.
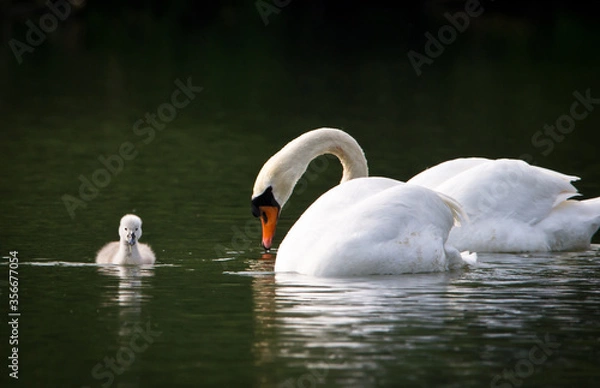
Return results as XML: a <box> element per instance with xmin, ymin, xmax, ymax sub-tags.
<box><xmin>276</xmin><ymin>179</ymin><xmax>460</xmax><ymax>276</ymax></box>
<box><xmin>408</xmin><ymin>157</ymin><xmax>490</xmax><ymax>188</ymax></box>
<box><xmin>432</xmin><ymin>159</ymin><xmax>579</xmax><ymax>225</ymax></box>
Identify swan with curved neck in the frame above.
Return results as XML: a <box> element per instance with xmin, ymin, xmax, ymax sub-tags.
<box><xmin>252</xmin><ymin>128</ymin><xmax>368</xmax><ymax>250</ymax></box>
<box><xmin>251</xmin><ymin>128</ymin><xmax>474</xmax><ymax>277</ymax></box>
<box><xmin>252</xmin><ymin>128</ymin><xmax>600</xmax><ymax>261</ymax></box>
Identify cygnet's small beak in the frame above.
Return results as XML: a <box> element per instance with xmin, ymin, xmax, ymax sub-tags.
<box><xmin>128</xmin><ymin>234</ymin><xmax>137</xmax><ymax>245</ymax></box>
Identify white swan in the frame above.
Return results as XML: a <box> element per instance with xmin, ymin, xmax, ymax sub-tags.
<box><xmin>408</xmin><ymin>157</ymin><xmax>600</xmax><ymax>252</ymax></box>
<box><xmin>96</xmin><ymin>214</ymin><xmax>156</xmax><ymax>265</ymax></box>
<box><xmin>251</xmin><ymin>128</ymin><xmax>475</xmax><ymax>277</ymax></box>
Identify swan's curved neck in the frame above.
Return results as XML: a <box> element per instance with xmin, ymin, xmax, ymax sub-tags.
<box><xmin>252</xmin><ymin>128</ymin><xmax>368</xmax><ymax>208</ymax></box>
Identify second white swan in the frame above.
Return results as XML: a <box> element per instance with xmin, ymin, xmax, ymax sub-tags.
<box><xmin>408</xmin><ymin>157</ymin><xmax>600</xmax><ymax>252</ymax></box>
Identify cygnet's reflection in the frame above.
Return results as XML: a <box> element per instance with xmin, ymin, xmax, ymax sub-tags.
<box><xmin>96</xmin><ymin>265</ymin><xmax>156</xmax><ymax>387</ymax></box>
<box><xmin>97</xmin><ymin>265</ymin><xmax>154</xmax><ymax>311</ymax></box>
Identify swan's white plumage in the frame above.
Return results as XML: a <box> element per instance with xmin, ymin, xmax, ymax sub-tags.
<box><xmin>252</xmin><ymin>128</ymin><xmax>475</xmax><ymax>277</ymax></box>
<box><xmin>408</xmin><ymin>158</ymin><xmax>600</xmax><ymax>252</ymax></box>
<box><xmin>275</xmin><ymin>177</ymin><xmax>474</xmax><ymax>277</ymax></box>
<box><xmin>96</xmin><ymin>214</ymin><xmax>156</xmax><ymax>265</ymax></box>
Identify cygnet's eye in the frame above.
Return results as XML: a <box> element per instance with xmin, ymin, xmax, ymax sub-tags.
<box><xmin>135</xmin><ymin>228</ymin><xmax>139</xmax><ymax>231</ymax></box>
<box><xmin>124</xmin><ymin>227</ymin><xmax>128</xmax><ymax>231</ymax></box>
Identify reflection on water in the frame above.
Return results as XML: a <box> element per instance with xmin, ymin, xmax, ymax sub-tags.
<box><xmin>7</xmin><ymin>249</ymin><xmax>600</xmax><ymax>386</ymax></box>
<box><xmin>249</xmin><ymin>247</ymin><xmax>600</xmax><ymax>387</ymax></box>
<box><xmin>97</xmin><ymin>265</ymin><xmax>155</xmax><ymax>311</ymax></box>
<box><xmin>94</xmin><ymin>265</ymin><xmax>156</xmax><ymax>388</ymax></box>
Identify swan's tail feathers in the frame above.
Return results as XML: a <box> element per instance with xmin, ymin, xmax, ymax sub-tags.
<box><xmin>542</xmin><ymin>196</ymin><xmax>600</xmax><ymax>250</ymax></box>
<box><xmin>582</xmin><ymin>196</ymin><xmax>600</xmax><ymax>211</ymax></box>
<box><xmin>447</xmin><ymin>248</ymin><xmax>477</xmax><ymax>270</ymax></box>
<box><xmin>553</xmin><ymin>190</ymin><xmax>581</xmax><ymax>207</ymax></box>
<box><xmin>583</xmin><ymin>196</ymin><xmax>600</xmax><ymax>231</ymax></box>
<box><xmin>460</xmin><ymin>251</ymin><xmax>478</xmax><ymax>266</ymax></box>
<box><xmin>437</xmin><ymin>192</ymin><xmax>469</xmax><ymax>227</ymax></box>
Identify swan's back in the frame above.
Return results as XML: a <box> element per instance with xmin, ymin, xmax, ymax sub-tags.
<box><xmin>275</xmin><ymin>177</ymin><xmax>464</xmax><ymax>276</ymax></box>
<box><xmin>408</xmin><ymin>158</ymin><xmax>600</xmax><ymax>252</ymax></box>
<box><xmin>434</xmin><ymin>159</ymin><xmax>577</xmax><ymax>221</ymax></box>
<box><xmin>408</xmin><ymin>157</ymin><xmax>490</xmax><ymax>188</ymax></box>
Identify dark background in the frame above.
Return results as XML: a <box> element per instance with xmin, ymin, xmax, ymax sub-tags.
<box><xmin>1</xmin><ymin>0</ymin><xmax>599</xmax><ymax>254</ymax></box>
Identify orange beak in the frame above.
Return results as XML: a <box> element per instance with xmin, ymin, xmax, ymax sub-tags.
<box><xmin>259</xmin><ymin>205</ymin><xmax>280</xmax><ymax>250</ymax></box>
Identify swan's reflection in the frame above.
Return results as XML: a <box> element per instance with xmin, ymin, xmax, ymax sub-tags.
<box><xmin>250</xmin><ymin>261</ymin><xmax>468</xmax><ymax>386</ymax></box>
<box><xmin>250</xmin><ymin>249</ymin><xmax>600</xmax><ymax>386</ymax></box>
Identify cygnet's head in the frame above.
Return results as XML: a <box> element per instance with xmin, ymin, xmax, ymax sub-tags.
<box><xmin>118</xmin><ymin>214</ymin><xmax>143</xmax><ymax>245</ymax></box>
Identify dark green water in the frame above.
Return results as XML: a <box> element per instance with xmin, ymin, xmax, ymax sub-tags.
<box><xmin>1</xmin><ymin>2</ymin><xmax>600</xmax><ymax>387</ymax></box>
